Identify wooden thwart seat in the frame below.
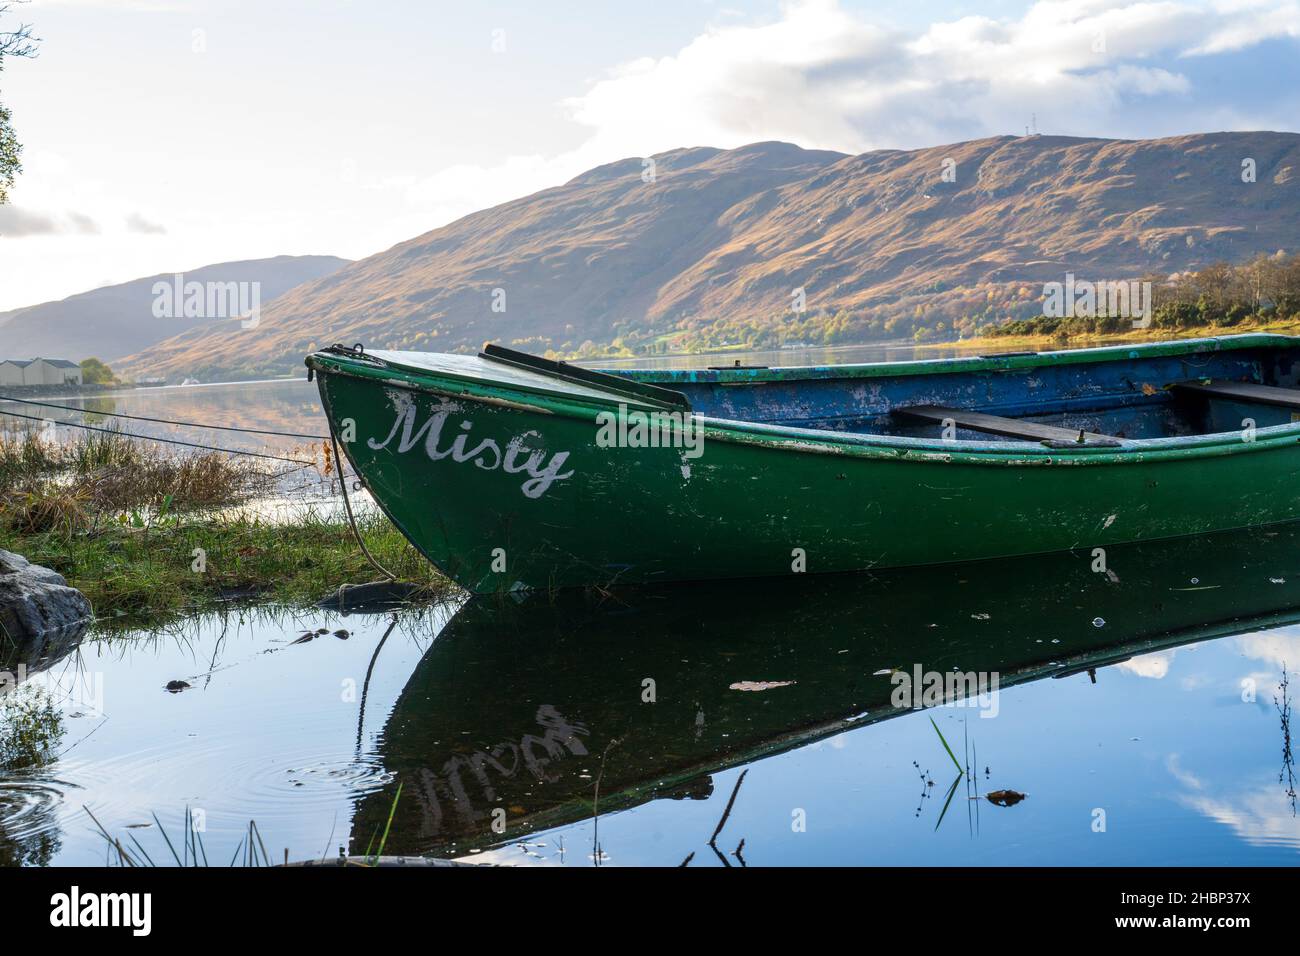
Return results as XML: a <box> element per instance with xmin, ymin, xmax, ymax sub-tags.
<box><xmin>1171</xmin><ymin>380</ymin><xmax>1300</xmax><ymax>410</ymax></box>
<box><xmin>895</xmin><ymin>404</ymin><xmax>1119</xmax><ymax>445</ymax></box>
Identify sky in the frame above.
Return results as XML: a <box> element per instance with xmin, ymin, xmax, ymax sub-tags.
<box><xmin>0</xmin><ymin>0</ymin><xmax>1298</xmax><ymax>311</ymax></box>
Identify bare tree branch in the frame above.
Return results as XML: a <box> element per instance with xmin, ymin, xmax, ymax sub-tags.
<box><xmin>0</xmin><ymin>2</ymin><xmax>39</xmax><ymax>60</ymax></box>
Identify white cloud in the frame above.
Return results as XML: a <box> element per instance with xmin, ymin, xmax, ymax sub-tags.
<box><xmin>1168</xmin><ymin>755</ymin><xmax>1300</xmax><ymax>848</ymax></box>
<box><xmin>28</xmin><ymin>0</ymin><xmax>190</xmax><ymax>10</ymax></box>
<box><xmin>1235</xmin><ymin>626</ymin><xmax>1300</xmax><ymax>672</ymax></box>
<box><xmin>1118</xmin><ymin>650</ymin><xmax>1175</xmax><ymax>678</ymax></box>
<box><xmin>1115</xmin><ymin>624</ymin><xmax>1300</xmax><ymax>686</ymax></box>
<box><xmin>124</xmin><ymin>211</ymin><xmax>166</xmax><ymax>235</ymax></box>
<box><xmin>0</xmin><ymin>204</ymin><xmax>98</xmax><ymax>236</ymax></box>
<box><xmin>1186</xmin><ymin>0</ymin><xmax>1300</xmax><ymax>54</ymax></box>
<box><xmin>402</xmin><ymin>0</ymin><xmax>1300</xmax><ymax>224</ymax></box>
<box><xmin>1180</xmin><ymin>787</ymin><xmax>1300</xmax><ymax>848</ymax></box>
<box><xmin>1165</xmin><ymin>752</ymin><xmax>1205</xmax><ymax>790</ymax></box>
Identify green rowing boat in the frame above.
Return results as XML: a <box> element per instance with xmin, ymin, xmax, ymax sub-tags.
<box><xmin>306</xmin><ymin>333</ymin><xmax>1300</xmax><ymax>593</ymax></box>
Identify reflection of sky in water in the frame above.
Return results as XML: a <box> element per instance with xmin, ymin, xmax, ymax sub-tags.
<box><xmin>3</xmin><ymin>602</ymin><xmax>1296</xmax><ymax>866</ymax></box>
<box><xmin>469</xmin><ymin>635</ymin><xmax>1300</xmax><ymax>867</ymax></box>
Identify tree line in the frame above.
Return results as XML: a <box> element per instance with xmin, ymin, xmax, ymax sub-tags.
<box><xmin>991</xmin><ymin>252</ymin><xmax>1300</xmax><ymax>338</ymax></box>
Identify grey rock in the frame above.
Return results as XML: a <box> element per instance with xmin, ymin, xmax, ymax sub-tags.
<box><xmin>316</xmin><ymin>580</ymin><xmax>426</xmax><ymax>614</ymax></box>
<box><xmin>0</xmin><ymin>549</ymin><xmax>93</xmax><ymax>654</ymax></box>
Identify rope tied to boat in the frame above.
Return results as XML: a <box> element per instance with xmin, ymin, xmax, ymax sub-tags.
<box><xmin>0</xmin><ymin>407</ymin><xmax>319</xmax><ymax>465</ymax></box>
<box><xmin>329</xmin><ymin>429</ymin><xmax>396</xmax><ymax>582</ymax></box>
<box><xmin>320</xmin><ymin>342</ymin><xmax>386</xmax><ymax>366</ymax></box>
<box><xmin>0</xmin><ymin>394</ymin><xmax>331</xmax><ymax>440</ymax></box>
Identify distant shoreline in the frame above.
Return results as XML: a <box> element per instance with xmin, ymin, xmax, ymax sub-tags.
<box><xmin>920</xmin><ymin>317</ymin><xmax>1300</xmax><ymax>354</ymax></box>
<box><xmin>0</xmin><ymin>375</ymin><xmax>309</xmax><ymax>399</ymax></box>
<box><xmin>584</xmin><ymin>337</ymin><xmax>922</xmax><ymax>366</ymax></box>
<box><xmin>0</xmin><ymin>382</ymin><xmax>134</xmax><ymax>399</ymax></box>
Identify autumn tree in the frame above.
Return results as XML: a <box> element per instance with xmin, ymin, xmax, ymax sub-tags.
<box><xmin>79</xmin><ymin>358</ymin><xmax>117</xmax><ymax>385</ymax></box>
<box><xmin>0</xmin><ymin>2</ymin><xmax>38</xmax><ymax>205</ymax></box>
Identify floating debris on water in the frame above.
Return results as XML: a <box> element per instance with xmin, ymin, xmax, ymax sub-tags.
<box><xmin>729</xmin><ymin>680</ymin><xmax>798</xmax><ymax>692</ymax></box>
<box><xmin>986</xmin><ymin>789</ymin><xmax>1027</xmax><ymax>807</ymax></box>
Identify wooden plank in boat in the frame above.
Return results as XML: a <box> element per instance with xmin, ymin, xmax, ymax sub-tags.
<box><xmin>895</xmin><ymin>404</ymin><xmax>1117</xmax><ymax>444</ymax></box>
<box><xmin>1172</xmin><ymin>380</ymin><xmax>1300</xmax><ymax>410</ymax></box>
<box><xmin>479</xmin><ymin>343</ymin><xmax>691</xmax><ymax>410</ymax></box>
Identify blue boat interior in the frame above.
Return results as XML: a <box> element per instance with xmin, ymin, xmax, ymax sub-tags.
<box><xmin>609</xmin><ymin>339</ymin><xmax>1300</xmax><ymax>443</ymax></box>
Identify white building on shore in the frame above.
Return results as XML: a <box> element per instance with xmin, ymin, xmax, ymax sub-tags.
<box><xmin>0</xmin><ymin>358</ymin><xmax>84</xmax><ymax>387</ymax></box>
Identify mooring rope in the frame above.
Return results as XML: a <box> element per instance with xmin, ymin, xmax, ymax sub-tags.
<box><xmin>0</xmin><ymin>394</ymin><xmax>330</xmax><ymax>440</ymax></box>
<box><xmin>330</xmin><ymin>431</ymin><xmax>395</xmax><ymax>581</ymax></box>
<box><xmin>0</xmin><ymin>408</ymin><xmax>318</xmax><ymax>465</ymax></box>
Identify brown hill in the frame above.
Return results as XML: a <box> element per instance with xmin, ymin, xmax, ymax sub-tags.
<box><xmin>117</xmin><ymin>132</ymin><xmax>1300</xmax><ymax>382</ymax></box>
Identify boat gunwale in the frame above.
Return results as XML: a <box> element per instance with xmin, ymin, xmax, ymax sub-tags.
<box><xmin>306</xmin><ymin>339</ymin><xmax>1300</xmax><ymax>465</ymax></box>
<box><xmin>606</xmin><ymin>333</ymin><xmax>1300</xmax><ymax>384</ymax></box>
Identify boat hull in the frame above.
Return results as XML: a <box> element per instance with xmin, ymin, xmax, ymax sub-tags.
<box><xmin>310</xmin><ymin>348</ymin><xmax>1300</xmax><ymax>593</ymax></box>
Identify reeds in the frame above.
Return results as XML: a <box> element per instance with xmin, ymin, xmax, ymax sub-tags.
<box><xmin>0</xmin><ymin>427</ymin><xmax>271</xmax><ymax>521</ymax></box>
<box><xmin>0</xmin><ymin>428</ymin><xmax>454</xmax><ymax>627</ymax></box>
<box><xmin>85</xmin><ymin>789</ymin><xmax>409</xmax><ymax>867</ymax></box>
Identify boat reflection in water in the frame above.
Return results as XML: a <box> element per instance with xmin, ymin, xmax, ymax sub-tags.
<box><xmin>353</xmin><ymin>523</ymin><xmax>1300</xmax><ymax>859</ymax></box>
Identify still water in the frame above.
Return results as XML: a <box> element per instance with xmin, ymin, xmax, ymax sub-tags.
<box><xmin>2</xmin><ymin>345</ymin><xmax>1298</xmax><ymax>866</ymax></box>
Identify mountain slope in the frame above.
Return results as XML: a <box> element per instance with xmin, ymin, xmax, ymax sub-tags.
<box><xmin>0</xmin><ymin>254</ymin><xmax>350</xmax><ymax>363</ymax></box>
<box><xmin>118</xmin><ymin>132</ymin><xmax>1300</xmax><ymax>381</ymax></box>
